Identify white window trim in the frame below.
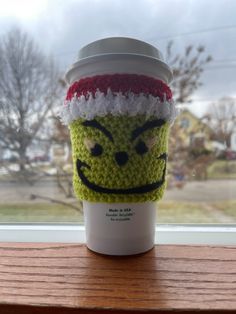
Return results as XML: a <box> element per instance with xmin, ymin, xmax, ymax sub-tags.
<box><xmin>0</xmin><ymin>224</ymin><xmax>235</xmax><ymax>245</ymax></box>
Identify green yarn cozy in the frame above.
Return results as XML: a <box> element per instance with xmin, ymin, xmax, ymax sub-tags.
<box><xmin>69</xmin><ymin>115</ymin><xmax>169</xmax><ymax>203</ymax></box>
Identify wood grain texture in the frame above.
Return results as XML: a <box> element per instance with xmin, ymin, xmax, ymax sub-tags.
<box><xmin>0</xmin><ymin>243</ymin><xmax>236</xmax><ymax>313</ymax></box>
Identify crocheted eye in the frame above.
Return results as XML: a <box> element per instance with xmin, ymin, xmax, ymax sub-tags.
<box><xmin>84</xmin><ymin>138</ymin><xmax>103</xmax><ymax>157</ymax></box>
<box><xmin>145</xmin><ymin>136</ymin><xmax>158</xmax><ymax>150</ymax></box>
<box><xmin>135</xmin><ymin>136</ymin><xmax>158</xmax><ymax>155</ymax></box>
<box><xmin>135</xmin><ymin>140</ymin><xmax>148</xmax><ymax>155</ymax></box>
<box><xmin>91</xmin><ymin>143</ymin><xmax>103</xmax><ymax>156</ymax></box>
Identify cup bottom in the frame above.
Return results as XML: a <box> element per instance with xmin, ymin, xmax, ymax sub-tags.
<box><xmin>83</xmin><ymin>201</ymin><xmax>156</xmax><ymax>256</ymax></box>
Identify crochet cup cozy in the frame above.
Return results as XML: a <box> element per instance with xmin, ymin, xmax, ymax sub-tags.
<box><xmin>60</xmin><ymin>73</ymin><xmax>176</xmax><ymax>203</ymax></box>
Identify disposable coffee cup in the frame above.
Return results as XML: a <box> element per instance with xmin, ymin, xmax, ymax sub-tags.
<box><xmin>83</xmin><ymin>202</ymin><xmax>156</xmax><ymax>255</ymax></box>
<box><xmin>63</xmin><ymin>37</ymin><xmax>174</xmax><ymax>255</ymax></box>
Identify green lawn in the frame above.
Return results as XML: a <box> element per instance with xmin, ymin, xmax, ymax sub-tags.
<box><xmin>213</xmin><ymin>200</ymin><xmax>236</xmax><ymax>219</ymax></box>
<box><xmin>0</xmin><ymin>203</ymin><xmax>83</xmax><ymax>223</ymax></box>
<box><xmin>157</xmin><ymin>201</ymin><xmax>220</xmax><ymax>223</ymax></box>
<box><xmin>0</xmin><ymin>201</ymin><xmax>234</xmax><ymax>224</ymax></box>
<box><xmin>207</xmin><ymin>160</ymin><xmax>236</xmax><ymax>179</ymax></box>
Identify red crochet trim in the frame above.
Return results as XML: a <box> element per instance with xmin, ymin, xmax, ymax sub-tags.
<box><xmin>66</xmin><ymin>74</ymin><xmax>172</xmax><ymax>102</ymax></box>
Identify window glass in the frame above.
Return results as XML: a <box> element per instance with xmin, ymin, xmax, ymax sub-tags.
<box><xmin>0</xmin><ymin>0</ymin><xmax>235</xmax><ymax>224</ymax></box>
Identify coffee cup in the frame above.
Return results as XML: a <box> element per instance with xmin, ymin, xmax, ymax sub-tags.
<box><xmin>60</xmin><ymin>37</ymin><xmax>175</xmax><ymax>255</ymax></box>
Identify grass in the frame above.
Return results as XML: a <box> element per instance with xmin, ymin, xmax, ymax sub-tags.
<box><xmin>0</xmin><ymin>203</ymin><xmax>83</xmax><ymax>223</ymax></box>
<box><xmin>157</xmin><ymin>201</ymin><xmax>220</xmax><ymax>223</ymax></box>
<box><xmin>213</xmin><ymin>200</ymin><xmax>236</xmax><ymax>219</ymax></box>
<box><xmin>1</xmin><ymin>200</ymin><xmax>234</xmax><ymax>224</ymax></box>
<box><xmin>207</xmin><ymin>160</ymin><xmax>236</xmax><ymax>179</ymax></box>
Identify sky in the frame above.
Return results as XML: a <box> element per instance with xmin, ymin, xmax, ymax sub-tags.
<box><xmin>0</xmin><ymin>0</ymin><xmax>235</xmax><ymax>116</ymax></box>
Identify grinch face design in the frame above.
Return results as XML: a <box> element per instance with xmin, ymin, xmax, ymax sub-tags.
<box><xmin>70</xmin><ymin>115</ymin><xmax>169</xmax><ymax>203</ymax></box>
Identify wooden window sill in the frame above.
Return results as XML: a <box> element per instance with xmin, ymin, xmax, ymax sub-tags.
<box><xmin>0</xmin><ymin>243</ymin><xmax>235</xmax><ymax>313</ymax></box>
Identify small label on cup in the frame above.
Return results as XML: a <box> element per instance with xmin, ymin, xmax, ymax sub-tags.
<box><xmin>106</xmin><ymin>207</ymin><xmax>135</xmax><ymax>222</ymax></box>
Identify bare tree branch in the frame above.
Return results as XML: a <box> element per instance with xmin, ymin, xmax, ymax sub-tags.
<box><xmin>30</xmin><ymin>194</ymin><xmax>82</xmax><ymax>213</ymax></box>
<box><xmin>0</xmin><ymin>27</ymin><xmax>62</xmax><ymax>181</ymax></box>
<box><xmin>166</xmin><ymin>41</ymin><xmax>212</xmax><ymax>104</ymax></box>
<box><xmin>206</xmin><ymin>97</ymin><xmax>236</xmax><ymax>148</ymax></box>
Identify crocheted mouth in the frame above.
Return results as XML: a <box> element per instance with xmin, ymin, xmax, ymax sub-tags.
<box><xmin>76</xmin><ymin>153</ymin><xmax>167</xmax><ymax>195</ymax></box>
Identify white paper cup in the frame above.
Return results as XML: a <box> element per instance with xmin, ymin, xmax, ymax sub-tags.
<box><xmin>83</xmin><ymin>201</ymin><xmax>157</xmax><ymax>255</ymax></box>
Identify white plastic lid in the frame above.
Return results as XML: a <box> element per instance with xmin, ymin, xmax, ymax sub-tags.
<box><xmin>65</xmin><ymin>37</ymin><xmax>173</xmax><ymax>85</ymax></box>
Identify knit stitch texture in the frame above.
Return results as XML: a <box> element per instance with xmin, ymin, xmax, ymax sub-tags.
<box><xmin>70</xmin><ymin>115</ymin><xmax>169</xmax><ymax>203</ymax></box>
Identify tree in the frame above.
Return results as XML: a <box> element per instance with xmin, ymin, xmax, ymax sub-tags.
<box><xmin>166</xmin><ymin>41</ymin><xmax>214</xmax><ymax>185</ymax></box>
<box><xmin>0</xmin><ymin>27</ymin><xmax>61</xmax><ymax>181</ymax></box>
<box><xmin>166</xmin><ymin>41</ymin><xmax>212</xmax><ymax>104</ymax></box>
<box><xmin>205</xmin><ymin>97</ymin><xmax>236</xmax><ymax>148</ymax></box>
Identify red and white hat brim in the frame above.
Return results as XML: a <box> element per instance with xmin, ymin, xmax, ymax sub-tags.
<box><xmin>60</xmin><ymin>89</ymin><xmax>176</xmax><ymax>124</ymax></box>
<box><xmin>59</xmin><ymin>74</ymin><xmax>176</xmax><ymax>125</ymax></box>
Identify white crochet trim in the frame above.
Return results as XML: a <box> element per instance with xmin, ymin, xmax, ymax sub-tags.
<box><xmin>59</xmin><ymin>89</ymin><xmax>177</xmax><ymax>125</ymax></box>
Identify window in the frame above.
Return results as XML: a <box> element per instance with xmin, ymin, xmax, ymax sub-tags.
<box><xmin>180</xmin><ymin>117</ymin><xmax>190</xmax><ymax>129</ymax></box>
<box><xmin>0</xmin><ymin>0</ymin><xmax>235</xmax><ymax>230</ymax></box>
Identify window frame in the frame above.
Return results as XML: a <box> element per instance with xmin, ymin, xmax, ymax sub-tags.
<box><xmin>0</xmin><ymin>224</ymin><xmax>235</xmax><ymax>245</ymax></box>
